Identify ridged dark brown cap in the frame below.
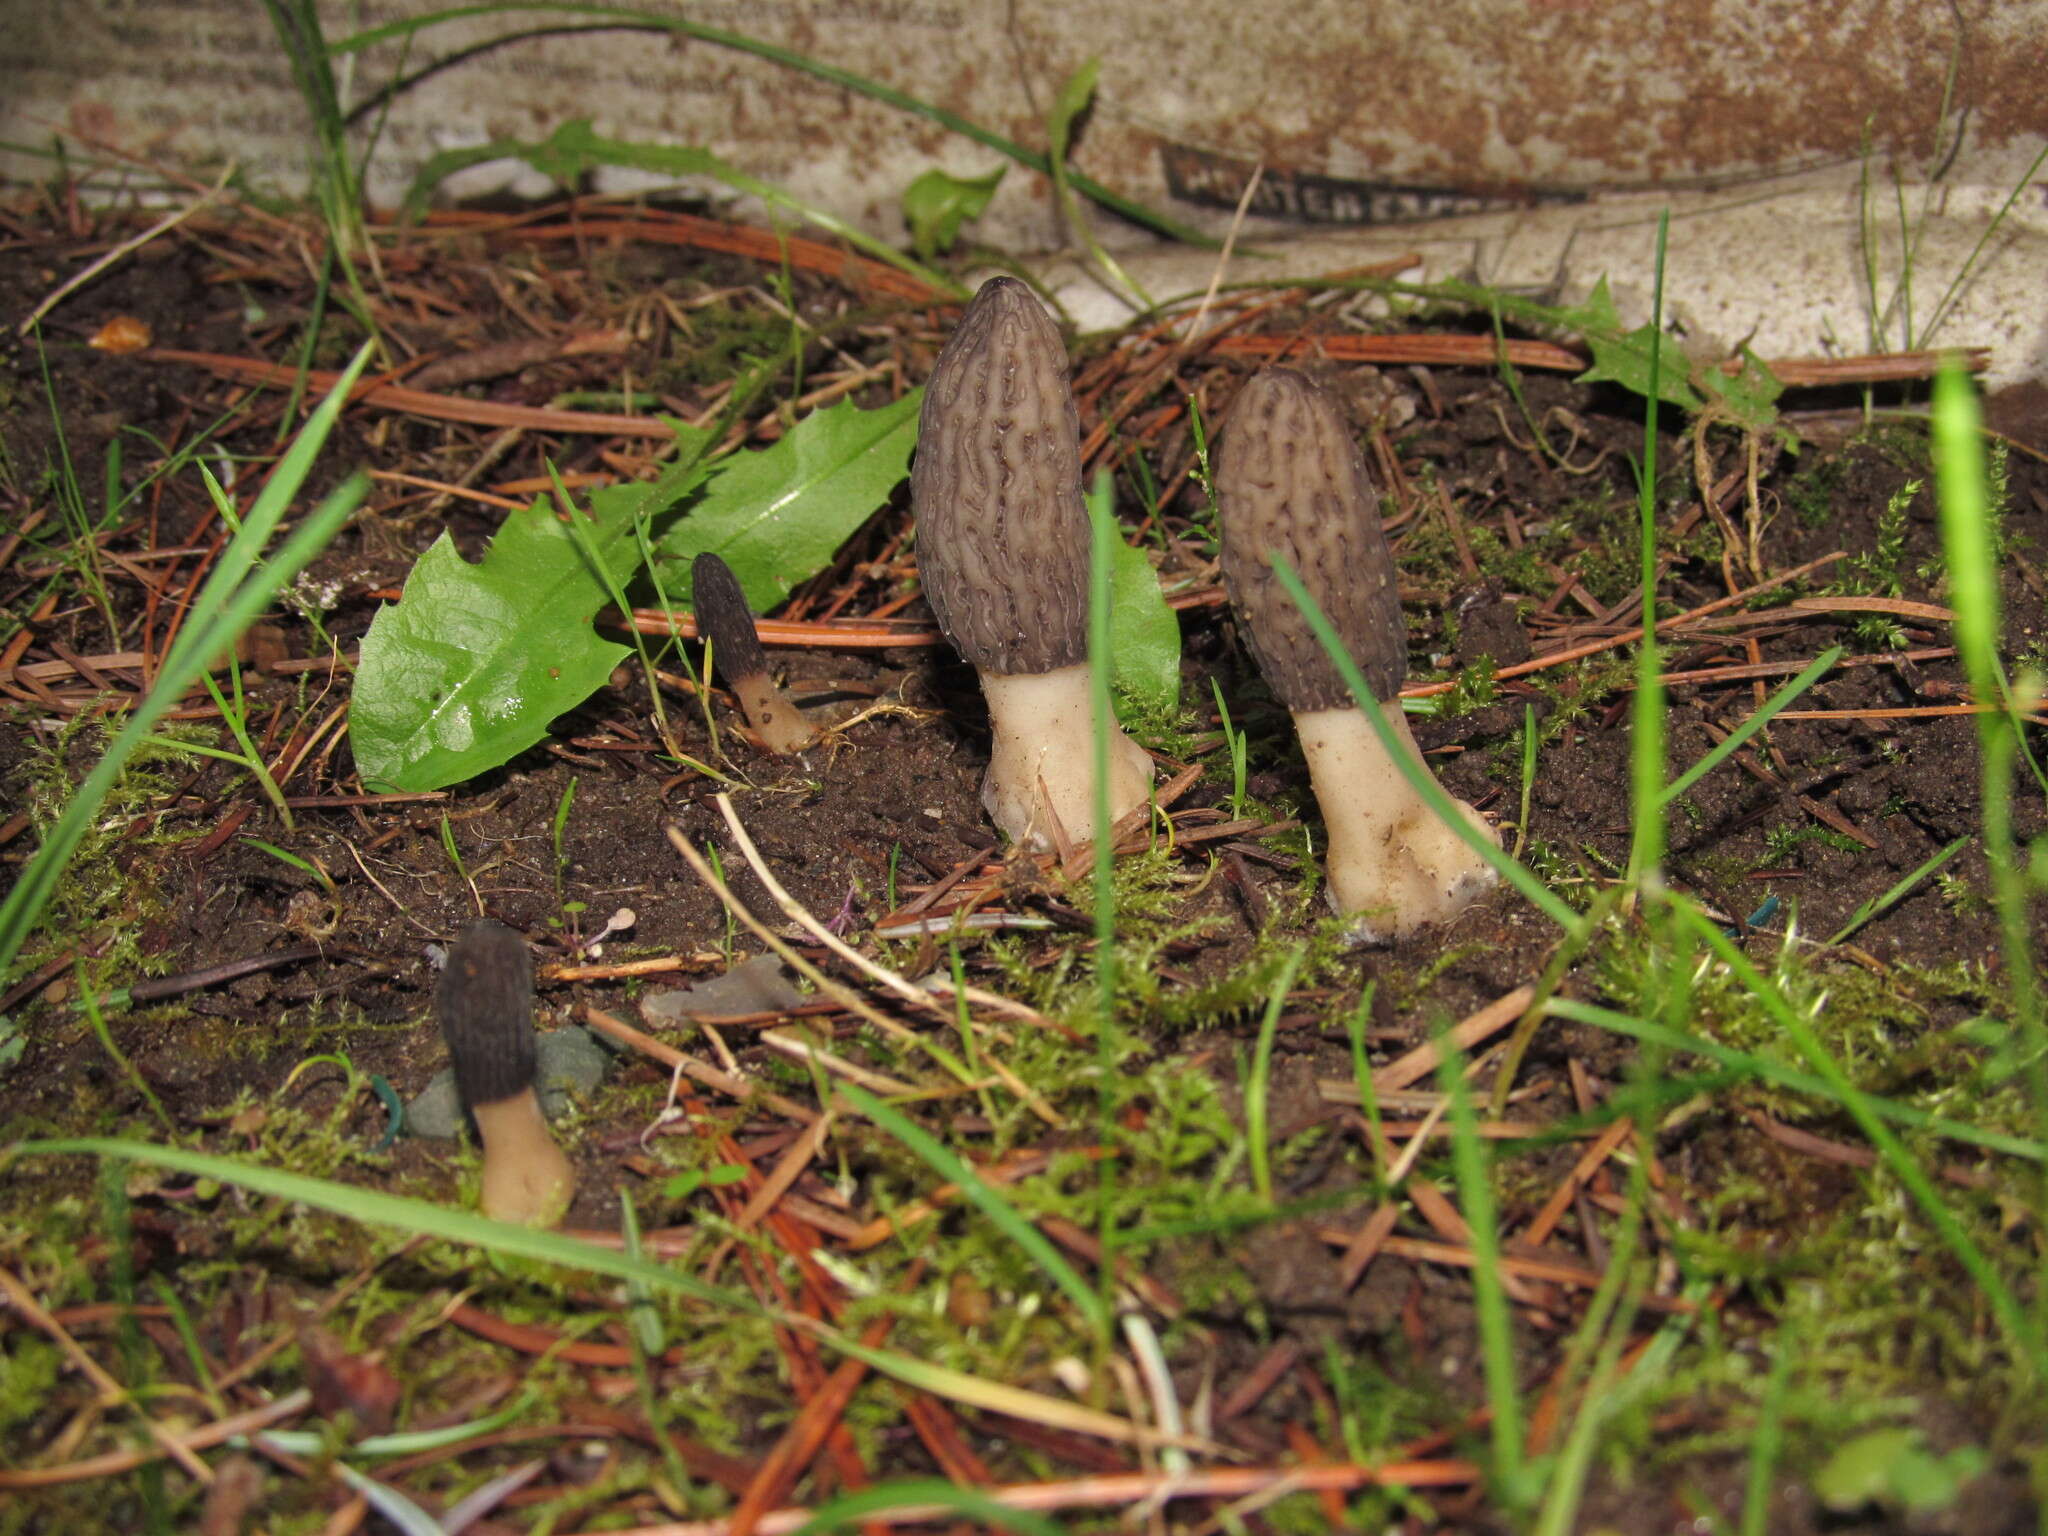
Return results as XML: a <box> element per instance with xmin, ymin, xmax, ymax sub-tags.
<box><xmin>691</xmin><ymin>551</ymin><xmax>768</xmax><ymax>686</ymax></box>
<box><xmin>436</xmin><ymin>920</ymin><xmax>536</xmax><ymax>1108</ymax></box>
<box><xmin>1216</xmin><ymin>368</ymin><xmax>1407</xmax><ymax>709</ymax></box>
<box><xmin>910</xmin><ymin>276</ymin><xmax>1088</xmax><ymax>676</ymax></box>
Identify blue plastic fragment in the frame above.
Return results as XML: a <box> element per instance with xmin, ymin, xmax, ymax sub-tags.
<box><xmin>369</xmin><ymin>1074</ymin><xmax>404</xmax><ymax>1150</ymax></box>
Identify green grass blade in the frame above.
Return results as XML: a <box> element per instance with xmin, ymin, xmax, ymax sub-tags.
<box><xmin>833</xmin><ymin>1084</ymin><xmax>1109</xmax><ymax>1335</ymax></box>
<box><xmin>1514</xmin><ymin>702</ymin><xmax>1538</xmax><ymax>861</ymax></box>
<box><xmin>1245</xmin><ymin>943</ymin><xmax>1307</xmax><ymax>1207</ymax></box>
<box><xmin>15</xmin><ymin>1138</ymin><xmax>761</xmax><ymax>1310</ymax></box>
<box><xmin>1931</xmin><ymin>356</ymin><xmax>2048</xmax><ymax>1351</ymax></box>
<box><xmin>1440</xmin><ymin>1036</ymin><xmax>1524</xmax><ymax>1498</ymax></box>
<box><xmin>1045</xmin><ymin>56</ymin><xmax>1153</xmax><ymax>311</ymax></box>
<box><xmin>1920</xmin><ymin>140</ymin><xmax>2048</xmax><ymax>345</ymax></box>
<box><xmin>787</xmin><ymin>1480</ymin><xmax>1066</xmax><ymax>1536</ymax></box>
<box><xmin>1826</xmin><ymin>833</ymin><xmax>1970</xmax><ymax>946</ymax></box>
<box><xmin>1269</xmin><ymin>559</ymin><xmax>1580</xmax><ymax>933</ymax></box>
<box><xmin>1542</xmin><ymin>994</ymin><xmax>2045</xmax><ymax>1163</ymax></box>
<box><xmin>259</xmin><ymin>1393</ymin><xmax>533</xmax><ymax>1460</ymax></box>
<box><xmin>0</xmin><ymin>345</ymin><xmax>374</xmax><ymax>986</ymax></box>
<box><xmin>1931</xmin><ymin>360</ymin><xmax>2044</xmax><ymax>1048</ymax></box>
<box><xmin>1531</xmin><ymin>1162</ymin><xmax>1647</xmax><ymax>1534</ymax></box>
<box><xmin>1672</xmin><ymin>902</ymin><xmax>2046</xmax><ymax>1379</ymax></box>
<box><xmin>1087</xmin><ymin>468</ymin><xmax>1121</xmax><ymax>1333</ymax></box>
<box><xmin>1739</xmin><ymin>1313</ymin><xmax>1800</xmax><ymax>1536</ymax></box>
<box><xmin>1659</xmin><ymin>646</ymin><xmax>1844</xmax><ymax>808</ymax></box>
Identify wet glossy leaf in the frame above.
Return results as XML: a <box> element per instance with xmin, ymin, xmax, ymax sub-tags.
<box><xmin>653</xmin><ymin>388</ymin><xmax>923</xmax><ymax>610</ymax></box>
<box><xmin>351</xmin><ymin>497</ymin><xmax>641</xmax><ymax>792</ymax></box>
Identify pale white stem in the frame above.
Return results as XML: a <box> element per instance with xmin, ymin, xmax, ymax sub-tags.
<box><xmin>1294</xmin><ymin>704</ymin><xmax>1500</xmax><ymax>942</ymax></box>
<box><xmin>978</xmin><ymin>664</ymin><xmax>1154</xmax><ymax>851</ymax></box>
<box><xmin>472</xmin><ymin>1089</ymin><xmax>574</xmax><ymax>1227</ymax></box>
<box><xmin>731</xmin><ymin>672</ymin><xmax>815</xmax><ymax>754</ymax></box>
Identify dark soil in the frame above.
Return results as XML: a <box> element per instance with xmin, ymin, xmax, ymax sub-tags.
<box><xmin>3</xmin><ymin>196</ymin><xmax>2045</xmax><ymax>1534</ymax></box>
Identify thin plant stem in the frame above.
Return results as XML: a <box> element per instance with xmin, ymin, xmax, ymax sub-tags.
<box><xmin>329</xmin><ymin>4</ymin><xmax>1217</xmax><ymax>248</ymax></box>
<box><xmin>1087</xmin><ymin>469</ymin><xmax>1120</xmax><ymax>1342</ymax></box>
<box><xmin>1626</xmin><ymin>210</ymin><xmax>1671</xmax><ymax>888</ymax></box>
<box><xmin>1514</xmin><ymin>702</ymin><xmax>1537</xmax><ymax>862</ymax></box>
<box><xmin>1658</xmin><ymin>646</ymin><xmax>1843</xmax><ymax>808</ymax></box>
<box><xmin>1740</xmin><ymin>1313</ymin><xmax>1801</xmax><ymax>1536</ymax></box>
<box><xmin>200</xmin><ymin>665</ymin><xmax>294</xmax><ymax>830</ymax></box>
<box><xmin>1439</xmin><ymin>1034</ymin><xmax>1522</xmax><ymax>1499</ymax></box>
<box><xmin>1344</xmin><ymin>982</ymin><xmax>1384</xmax><ymax>1183</ymax></box>
<box><xmin>1930</xmin><ymin>358</ymin><xmax>2048</xmax><ymax>1346</ymax></box>
<box><xmin>1532</xmin><ymin>1162</ymin><xmax>1647</xmax><ymax>1533</ymax></box>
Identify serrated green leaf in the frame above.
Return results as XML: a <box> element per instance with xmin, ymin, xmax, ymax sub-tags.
<box><xmin>653</xmin><ymin>389</ymin><xmax>923</xmax><ymax>610</ymax></box>
<box><xmin>903</xmin><ymin>166</ymin><xmax>1006</xmax><ymax>260</ymax></box>
<box><xmin>1081</xmin><ymin>474</ymin><xmax>1181</xmax><ymax>724</ymax></box>
<box><xmin>1105</xmin><ymin>534</ymin><xmax>1181</xmax><ymax>721</ymax></box>
<box><xmin>1574</xmin><ymin>277</ymin><xmax>1704</xmax><ymax>414</ymax></box>
<box><xmin>1549</xmin><ymin>273</ymin><xmax>1622</xmax><ymax>338</ymax></box>
<box><xmin>1698</xmin><ymin>344</ymin><xmax>1784</xmax><ymax>432</ymax></box>
<box><xmin>351</xmin><ymin>499</ymin><xmax>641</xmax><ymax>792</ymax></box>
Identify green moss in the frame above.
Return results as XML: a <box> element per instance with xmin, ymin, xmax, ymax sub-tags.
<box><xmin>1784</xmin><ymin>451</ymin><xmax>1851</xmax><ymax>529</ymax></box>
<box><xmin>1430</xmin><ymin>658</ymin><xmax>1501</xmax><ymax>717</ymax></box>
<box><xmin>4</xmin><ymin>717</ymin><xmax>197</xmax><ymax>999</ymax></box>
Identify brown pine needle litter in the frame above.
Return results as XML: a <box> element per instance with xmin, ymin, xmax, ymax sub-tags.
<box><xmin>5</xmin><ymin>157</ymin><xmax>2046</xmax><ymax>1536</ymax></box>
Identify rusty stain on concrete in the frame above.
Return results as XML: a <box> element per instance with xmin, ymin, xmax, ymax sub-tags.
<box><xmin>6</xmin><ymin>0</ymin><xmax>2041</xmax><ymax>250</ymax></box>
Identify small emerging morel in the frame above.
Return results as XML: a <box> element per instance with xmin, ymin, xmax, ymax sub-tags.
<box><xmin>1216</xmin><ymin>368</ymin><xmax>1500</xmax><ymax>941</ymax></box>
<box><xmin>691</xmin><ymin>551</ymin><xmax>815</xmax><ymax>754</ymax></box>
<box><xmin>910</xmin><ymin>276</ymin><xmax>1153</xmax><ymax>848</ymax></box>
<box><xmin>437</xmin><ymin>920</ymin><xmax>574</xmax><ymax>1225</ymax></box>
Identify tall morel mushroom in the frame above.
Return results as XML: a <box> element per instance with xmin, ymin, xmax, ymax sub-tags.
<box><xmin>437</xmin><ymin>920</ymin><xmax>574</xmax><ymax>1225</ymax></box>
<box><xmin>1217</xmin><ymin>368</ymin><xmax>1499</xmax><ymax>941</ymax></box>
<box><xmin>911</xmin><ymin>276</ymin><xmax>1152</xmax><ymax>848</ymax></box>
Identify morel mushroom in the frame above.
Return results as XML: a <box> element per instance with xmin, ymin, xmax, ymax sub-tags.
<box><xmin>692</xmin><ymin>551</ymin><xmax>815</xmax><ymax>754</ymax></box>
<box><xmin>1216</xmin><ymin>368</ymin><xmax>1499</xmax><ymax>941</ymax></box>
<box><xmin>437</xmin><ymin>920</ymin><xmax>574</xmax><ymax>1225</ymax></box>
<box><xmin>911</xmin><ymin>276</ymin><xmax>1152</xmax><ymax>848</ymax></box>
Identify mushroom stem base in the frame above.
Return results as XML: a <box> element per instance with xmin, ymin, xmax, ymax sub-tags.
<box><xmin>732</xmin><ymin>672</ymin><xmax>815</xmax><ymax>755</ymax></box>
<box><xmin>1295</xmin><ymin>704</ymin><xmax>1500</xmax><ymax>943</ymax></box>
<box><xmin>979</xmin><ymin>664</ymin><xmax>1154</xmax><ymax>851</ymax></box>
<box><xmin>472</xmin><ymin>1089</ymin><xmax>575</xmax><ymax>1227</ymax></box>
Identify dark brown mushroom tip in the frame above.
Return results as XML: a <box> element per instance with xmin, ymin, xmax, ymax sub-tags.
<box><xmin>436</xmin><ymin>920</ymin><xmax>573</xmax><ymax>1225</ymax></box>
<box><xmin>691</xmin><ymin>551</ymin><xmax>815</xmax><ymax>754</ymax></box>
<box><xmin>437</xmin><ymin>919</ymin><xmax>537</xmax><ymax>1108</ymax></box>
<box><xmin>908</xmin><ymin>276</ymin><xmax>1153</xmax><ymax>849</ymax></box>
<box><xmin>691</xmin><ymin>552</ymin><xmax>770</xmax><ymax>687</ymax></box>
<box><xmin>1215</xmin><ymin>368</ymin><xmax>1500</xmax><ymax>942</ymax></box>
<box><xmin>1216</xmin><ymin>366</ymin><xmax>1407</xmax><ymax>712</ymax></box>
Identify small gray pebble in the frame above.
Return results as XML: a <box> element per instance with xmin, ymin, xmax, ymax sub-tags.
<box><xmin>641</xmin><ymin>953</ymin><xmax>806</xmax><ymax>1027</ymax></box>
<box><xmin>404</xmin><ymin>1026</ymin><xmax>613</xmax><ymax>1139</ymax></box>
